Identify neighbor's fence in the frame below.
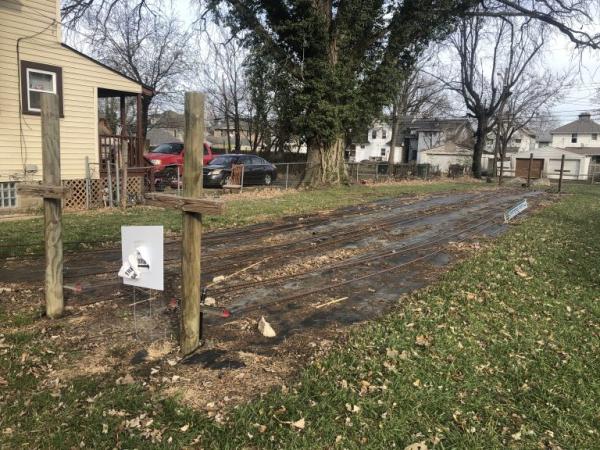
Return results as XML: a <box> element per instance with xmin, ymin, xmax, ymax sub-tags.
<box><xmin>271</xmin><ymin>161</ymin><xmax>441</xmax><ymax>189</ymax></box>
<box><xmin>72</xmin><ymin>159</ymin><xmax>443</xmax><ymax>209</ymax></box>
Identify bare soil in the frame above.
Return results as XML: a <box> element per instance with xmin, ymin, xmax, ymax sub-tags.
<box><xmin>0</xmin><ymin>188</ymin><xmax>550</xmax><ymax>415</ymax></box>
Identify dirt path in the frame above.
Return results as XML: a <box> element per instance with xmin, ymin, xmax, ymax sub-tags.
<box><xmin>0</xmin><ymin>187</ymin><xmax>549</xmax><ymax>412</ymax></box>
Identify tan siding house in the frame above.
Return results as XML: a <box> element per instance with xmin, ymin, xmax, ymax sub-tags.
<box><xmin>0</xmin><ymin>0</ymin><xmax>150</xmax><ymax>209</ymax></box>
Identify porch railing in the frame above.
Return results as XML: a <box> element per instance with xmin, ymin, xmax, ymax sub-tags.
<box><xmin>99</xmin><ymin>135</ymin><xmax>144</xmax><ymax>173</ymax></box>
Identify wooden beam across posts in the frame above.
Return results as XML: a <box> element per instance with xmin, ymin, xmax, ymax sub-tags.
<box><xmin>17</xmin><ymin>184</ymin><xmax>71</xmax><ymax>199</ymax></box>
<box><xmin>144</xmin><ymin>192</ymin><xmax>224</xmax><ymax>215</ymax></box>
<box><xmin>41</xmin><ymin>93</ymin><xmax>64</xmax><ymax>318</ymax></box>
<box><xmin>181</xmin><ymin>92</ymin><xmax>204</xmax><ymax>355</ymax></box>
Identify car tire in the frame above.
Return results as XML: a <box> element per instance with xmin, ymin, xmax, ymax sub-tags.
<box><xmin>220</xmin><ymin>175</ymin><xmax>231</xmax><ymax>187</ymax></box>
<box><xmin>264</xmin><ymin>173</ymin><xmax>272</xmax><ymax>186</ymax></box>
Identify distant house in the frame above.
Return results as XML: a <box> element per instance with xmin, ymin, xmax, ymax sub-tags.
<box><xmin>485</xmin><ymin>128</ymin><xmax>536</xmax><ymax>154</ymax></box>
<box><xmin>146</xmin><ymin>128</ymin><xmax>182</xmax><ymax>149</ymax></box>
<box><xmin>348</xmin><ymin>122</ymin><xmax>391</xmax><ymax>162</ymax></box>
<box><xmin>551</xmin><ymin>112</ymin><xmax>600</xmax><ymax>162</ymax></box>
<box><xmin>481</xmin><ymin>128</ymin><xmax>536</xmax><ymax>173</ymax></box>
<box><xmin>536</xmin><ymin>133</ymin><xmax>552</xmax><ymax>148</ymax></box>
<box><xmin>348</xmin><ymin>118</ymin><xmax>474</xmax><ymax>173</ymax></box>
<box><xmin>149</xmin><ymin>110</ymin><xmax>184</xmax><ymax>142</ymax></box>
<box><xmin>0</xmin><ymin>0</ymin><xmax>152</xmax><ymax>210</ymax></box>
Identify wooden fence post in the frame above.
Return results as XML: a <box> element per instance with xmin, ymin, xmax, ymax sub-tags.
<box><xmin>121</xmin><ymin>141</ymin><xmax>128</xmax><ymax>208</ymax></box>
<box><xmin>558</xmin><ymin>153</ymin><xmax>565</xmax><ymax>193</ymax></box>
<box><xmin>180</xmin><ymin>92</ymin><xmax>204</xmax><ymax>355</ymax></box>
<box><xmin>527</xmin><ymin>153</ymin><xmax>533</xmax><ymax>188</ymax></box>
<box><xmin>41</xmin><ymin>93</ymin><xmax>64</xmax><ymax>318</ymax></box>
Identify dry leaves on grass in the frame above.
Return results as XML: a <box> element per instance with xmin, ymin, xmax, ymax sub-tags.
<box><xmin>415</xmin><ymin>335</ymin><xmax>432</xmax><ymax>347</ymax></box>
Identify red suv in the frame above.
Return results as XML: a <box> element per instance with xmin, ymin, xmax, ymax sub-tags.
<box><xmin>144</xmin><ymin>142</ymin><xmax>214</xmax><ymax>168</ymax></box>
<box><xmin>144</xmin><ymin>142</ymin><xmax>215</xmax><ymax>190</ymax></box>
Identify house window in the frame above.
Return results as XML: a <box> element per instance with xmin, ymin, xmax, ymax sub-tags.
<box><xmin>0</xmin><ymin>182</ymin><xmax>17</xmax><ymax>208</ymax></box>
<box><xmin>381</xmin><ymin>148</ymin><xmax>386</xmax><ymax>156</ymax></box>
<box><xmin>382</xmin><ymin>130</ymin><xmax>387</xmax><ymax>139</ymax></box>
<box><xmin>571</xmin><ymin>133</ymin><xmax>578</xmax><ymax>143</ymax></box>
<box><xmin>515</xmin><ymin>139</ymin><xmax>522</xmax><ymax>144</ymax></box>
<box><xmin>593</xmin><ymin>133</ymin><xmax>598</xmax><ymax>140</ymax></box>
<box><xmin>360</xmin><ymin>144</ymin><xmax>365</xmax><ymax>149</ymax></box>
<box><xmin>21</xmin><ymin>61</ymin><xmax>63</xmax><ymax>116</ymax></box>
<box><xmin>371</xmin><ymin>130</ymin><xmax>377</xmax><ymax>139</ymax></box>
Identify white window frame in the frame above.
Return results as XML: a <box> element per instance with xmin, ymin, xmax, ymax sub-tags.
<box><xmin>26</xmin><ymin>68</ymin><xmax>57</xmax><ymax>113</ymax></box>
<box><xmin>0</xmin><ymin>182</ymin><xmax>17</xmax><ymax>209</ymax></box>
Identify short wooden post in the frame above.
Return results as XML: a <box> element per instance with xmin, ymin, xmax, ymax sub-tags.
<box><xmin>527</xmin><ymin>153</ymin><xmax>533</xmax><ymax>188</ymax></box>
<box><xmin>121</xmin><ymin>141</ymin><xmax>128</xmax><ymax>208</ymax></box>
<box><xmin>180</xmin><ymin>92</ymin><xmax>204</xmax><ymax>355</ymax></box>
<box><xmin>106</xmin><ymin>151</ymin><xmax>113</xmax><ymax>207</ymax></box>
<box><xmin>84</xmin><ymin>156</ymin><xmax>91</xmax><ymax>209</ymax></box>
<box><xmin>114</xmin><ymin>146</ymin><xmax>121</xmax><ymax>205</ymax></box>
<box><xmin>41</xmin><ymin>93</ymin><xmax>64</xmax><ymax>318</ymax></box>
<box><xmin>558</xmin><ymin>154</ymin><xmax>565</xmax><ymax>193</ymax></box>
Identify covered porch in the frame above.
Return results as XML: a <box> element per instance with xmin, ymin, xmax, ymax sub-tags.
<box><xmin>98</xmin><ymin>87</ymin><xmax>153</xmax><ymax>176</ymax></box>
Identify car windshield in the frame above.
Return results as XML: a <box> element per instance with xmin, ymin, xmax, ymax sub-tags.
<box><xmin>149</xmin><ymin>143</ymin><xmax>183</xmax><ymax>154</ymax></box>
<box><xmin>208</xmin><ymin>155</ymin><xmax>238</xmax><ymax>167</ymax></box>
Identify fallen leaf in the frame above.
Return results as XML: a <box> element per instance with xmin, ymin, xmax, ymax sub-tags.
<box><xmin>180</xmin><ymin>424</ymin><xmax>189</xmax><ymax>432</ymax></box>
<box><xmin>291</xmin><ymin>418</ymin><xmax>305</xmax><ymax>430</ymax></box>
<box><xmin>116</xmin><ymin>374</ymin><xmax>134</xmax><ymax>385</ymax></box>
<box><xmin>415</xmin><ymin>335</ymin><xmax>431</xmax><ymax>347</ymax></box>
<box><xmin>386</xmin><ymin>348</ymin><xmax>399</xmax><ymax>358</ymax></box>
<box><xmin>258</xmin><ymin>316</ymin><xmax>277</xmax><ymax>338</ymax></box>
<box><xmin>404</xmin><ymin>441</ymin><xmax>428</xmax><ymax>450</ymax></box>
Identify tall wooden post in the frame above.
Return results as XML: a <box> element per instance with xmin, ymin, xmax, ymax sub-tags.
<box><xmin>180</xmin><ymin>92</ymin><xmax>204</xmax><ymax>355</ymax></box>
<box><xmin>558</xmin><ymin>154</ymin><xmax>565</xmax><ymax>193</ymax></box>
<box><xmin>41</xmin><ymin>93</ymin><xmax>64</xmax><ymax>318</ymax></box>
<box><xmin>527</xmin><ymin>152</ymin><xmax>533</xmax><ymax>188</ymax></box>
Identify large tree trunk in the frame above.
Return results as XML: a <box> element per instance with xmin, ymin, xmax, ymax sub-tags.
<box><xmin>472</xmin><ymin>118</ymin><xmax>486</xmax><ymax>178</ymax></box>
<box><xmin>302</xmin><ymin>137</ymin><xmax>348</xmax><ymax>186</ymax></box>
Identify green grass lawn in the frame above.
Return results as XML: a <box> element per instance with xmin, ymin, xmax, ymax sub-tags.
<box><xmin>0</xmin><ymin>181</ymin><xmax>480</xmax><ymax>257</ymax></box>
<box><xmin>1</xmin><ymin>184</ymin><xmax>599</xmax><ymax>449</ymax></box>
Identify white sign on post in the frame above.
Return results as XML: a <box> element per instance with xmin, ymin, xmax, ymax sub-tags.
<box><xmin>119</xmin><ymin>226</ymin><xmax>164</xmax><ymax>291</ymax></box>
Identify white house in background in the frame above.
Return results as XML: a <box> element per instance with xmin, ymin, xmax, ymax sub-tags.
<box><xmin>485</xmin><ymin>128</ymin><xmax>536</xmax><ymax>154</ymax></box>
<box><xmin>536</xmin><ymin>133</ymin><xmax>552</xmax><ymax>148</ymax></box>
<box><xmin>481</xmin><ymin>128</ymin><xmax>536</xmax><ymax>173</ymax></box>
<box><xmin>551</xmin><ymin>112</ymin><xmax>600</xmax><ymax>162</ymax></box>
<box><xmin>348</xmin><ymin>118</ymin><xmax>474</xmax><ymax>173</ymax></box>
<box><xmin>408</xmin><ymin>119</ymin><xmax>474</xmax><ymax>172</ymax></box>
<box><xmin>348</xmin><ymin>122</ymin><xmax>392</xmax><ymax>162</ymax></box>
